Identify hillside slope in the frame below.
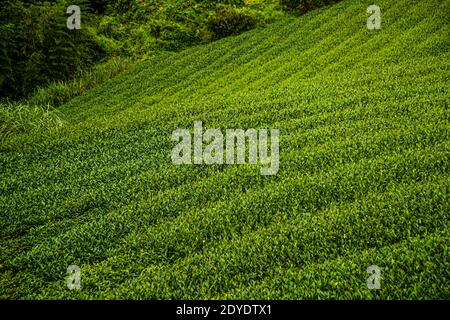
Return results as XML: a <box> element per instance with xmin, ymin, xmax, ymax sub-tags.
<box><xmin>1</xmin><ymin>0</ymin><xmax>449</xmax><ymax>299</ymax></box>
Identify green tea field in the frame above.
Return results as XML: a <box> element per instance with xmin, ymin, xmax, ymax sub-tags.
<box><xmin>1</xmin><ymin>0</ymin><xmax>449</xmax><ymax>299</ymax></box>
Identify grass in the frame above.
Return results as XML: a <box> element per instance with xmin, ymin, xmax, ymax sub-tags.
<box><xmin>27</xmin><ymin>56</ymin><xmax>133</xmax><ymax>109</ymax></box>
<box><xmin>0</xmin><ymin>56</ymin><xmax>132</xmax><ymax>139</ymax></box>
<box><xmin>0</xmin><ymin>0</ymin><xmax>449</xmax><ymax>299</ymax></box>
<box><xmin>0</xmin><ymin>103</ymin><xmax>65</xmax><ymax>138</ymax></box>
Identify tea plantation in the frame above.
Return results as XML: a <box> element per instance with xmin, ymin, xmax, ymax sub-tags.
<box><xmin>1</xmin><ymin>0</ymin><xmax>449</xmax><ymax>299</ymax></box>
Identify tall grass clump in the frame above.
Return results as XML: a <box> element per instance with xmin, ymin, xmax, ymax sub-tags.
<box><xmin>27</xmin><ymin>56</ymin><xmax>133</xmax><ymax>108</ymax></box>
<box><xmin>0</xmin><ymin>102</ymin><xmax>65</xmax><ymax>138</ymax></box>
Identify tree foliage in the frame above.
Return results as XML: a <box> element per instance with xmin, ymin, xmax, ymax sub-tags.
<box><xmin>0</xmin><ymin>0</ymin><xmax>104</xmax><ymax>99</ymax></box>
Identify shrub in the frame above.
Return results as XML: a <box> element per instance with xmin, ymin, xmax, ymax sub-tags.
<box><xmin>279</xmin><ymin>0</ymin><xmax>342</xmax><ymax>14</ymax></box>
<box><xmin>208</xmin><ymin>5</ymin><xmax>257</xmax><ymax>40</ymax></box>
<box><xmin>198</xmin><ymin>0</ymin><xmax>246</xmax><ymax>10</ymax></box>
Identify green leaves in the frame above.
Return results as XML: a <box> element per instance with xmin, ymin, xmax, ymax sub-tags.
<box><xmin>1</xmin><ymin>0</ymin><xmax>449</xmax><ymax>299</ymax></box>
<box><xmin>0</xmin><ymin>0</ymin><xmax>104</xmax><ymax>99</ymax></box>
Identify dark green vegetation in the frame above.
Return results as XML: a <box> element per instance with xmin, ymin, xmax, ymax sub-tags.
<box><xmin>0</xmin><ymin>0</ymin><xmax>104</xmax><ymax>100</ymax></box>
<box><xmin>0</xmin><ymin>0</ymin><xmax>285</xmax><ymax>100</ymax></box>
<box><xmin>1</xmin><ymin>0</ymin><xmax>449</xmax><ymax>299</ymax></box>
<box><xmin>280</xmin><ymin>0</ymin><xmax>342</xmax><ymax>14</ymax></box>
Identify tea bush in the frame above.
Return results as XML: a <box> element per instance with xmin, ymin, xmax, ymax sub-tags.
<box><xmin>1</xmin><ymin>0</ymin><xmax>448</xmax><ymax>299</ymax></box>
